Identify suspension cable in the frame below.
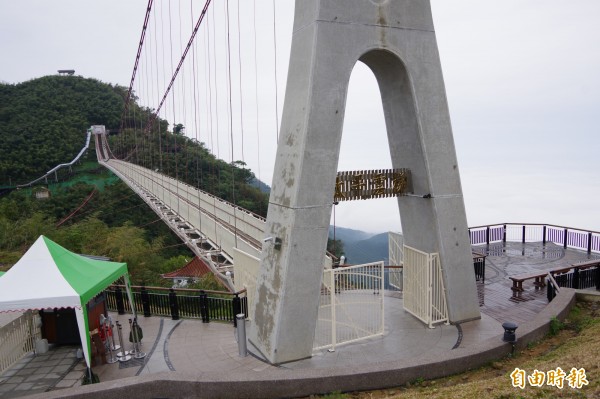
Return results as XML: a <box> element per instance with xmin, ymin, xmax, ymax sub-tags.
<box><xmin>144</xmin><ymin>0</ymin><xmax>213</xmax><ymax>135</ymax></box>
<box><xmin>272</xmin><ymin>0</ymin><xmax>280</xmax><ymax>142</ymax></box>
<box><xmin>119</xmin><ymin>0</ymin><xmax>154</xmax><ymax>141</ymax></box>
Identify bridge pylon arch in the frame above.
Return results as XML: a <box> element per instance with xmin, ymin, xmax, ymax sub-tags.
<box><xmin>248</xmin><ymin>0</ymin><xmax>480</xmax><ymax>365</ymax></box>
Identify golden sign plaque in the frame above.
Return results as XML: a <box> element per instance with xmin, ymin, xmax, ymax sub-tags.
<box><xmin>334</xmin><ymin>169</ymin><xmax>411</xmax><ymax>202</ymax></box>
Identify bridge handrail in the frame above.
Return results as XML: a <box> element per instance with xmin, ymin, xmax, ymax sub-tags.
<box><xmin>109</xmin><ymin>159</ymin><xmax>265</xmax><ymax>252</ymax></box>
<box><xmin>112</xmin><ymin>160</ymin><xmax>265</xmax><ymax>238</ymax></box>
<box><xmin>120</xmin><ymin>159</ymin><xmax>266</xmax><ymax>224</ymax></box>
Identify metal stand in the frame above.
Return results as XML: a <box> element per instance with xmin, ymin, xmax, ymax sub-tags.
<box><xmin>115</xmin><ymin>321</ymin><xmax>131</xmax><ymax>362</ymax></box>
<box><xmin>103</xmin><ymin>322</ymin><xmax>118</xmax><ymax>364</ymax></box>
<box><xmin>127</xmin><ymin>319</ymin><xmax>137</xmax><ymax>355</ymax></box>
<box><xmin>107</xmin><ymin>316</ymin><xmax>120</xmax><ymax>351</ymax></box>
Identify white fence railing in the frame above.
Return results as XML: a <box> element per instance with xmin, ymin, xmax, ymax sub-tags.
<box><xmin>469</xmin><ymin>223</ymin><xmax>600</xmax><ymax>255</ymax></box>
<box><xmin>388</xmin><ymin>231</ymin><xmax>404</xmax><ymax>266</ymax></box>
<box><xmin>314</xmin><ymin>261</ymin><xmax>384</xmax><ymax>352</ymax></box>
<box><xmin>0</xmin><ymin>311</ymin><xmax>41</xmax><ymax>374</ymax></box>
<box><xmin>386</xmin><ymin>266</ymin><xmax>403</xmax><ymax>292</ymax></box>
<box><xmin>402</xmin><ymin>245</ymin><xmax>448</xmax><ymax>328</ymax></box>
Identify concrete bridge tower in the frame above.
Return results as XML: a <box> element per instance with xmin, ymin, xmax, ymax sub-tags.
<box><xmin>248</xmin><ymin>0</ymin><xmax>481</xmax><ymax>364</ymax></box>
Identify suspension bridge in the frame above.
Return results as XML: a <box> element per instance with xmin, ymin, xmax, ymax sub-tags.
<box><xmin>3</xmin><ymin>3</ymin><xmax>600</xmax><ymax>398</ymax></box>
<box><xmin>89</xmin><ymin>0</ymin><xmax>483</xmax><ymax>365</ymax></box>
<box><xmin>93</xmin><ymin>0</ymin><xmax>285</xmax><ymax>293</ymax></box>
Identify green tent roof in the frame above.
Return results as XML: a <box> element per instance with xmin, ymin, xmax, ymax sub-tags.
<box><xmin>44</xmin><ymin>237</ymin><xmax>127</xmax><ymax>304</ymax></box>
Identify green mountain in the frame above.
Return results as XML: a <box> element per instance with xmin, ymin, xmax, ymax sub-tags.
<box><xmin>0</xmin><ymin>74</ymin><xmax>268</xmax><ymax>288</ymax></box>
<box><xmin>0</xmin><ymin>75</ymin><xmax>124</xmax><ymax>184</ymax></box>
<box><xmin>343</xmin><ymin>232</ymin><xmax>389</xmax><ymax>265</ymax></box>
<box><xmin>328</xmin><ymin>226</ymin><xmax>390</xmax><ymax>265</ymax></box>
<box><xmin>328</xmin><ymin>226</ymin><xmax>374</xmax><ymax>244</ymax></box>
<box><xmin>0</xmin><ymin>75</ymin><xmax>268</xmax><ymax>216</ymax></box>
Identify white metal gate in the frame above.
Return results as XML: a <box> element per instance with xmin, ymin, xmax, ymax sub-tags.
<box><xmin>314</xmin><ymin>261</ymin><xmax>384</xmax><ymax>351</ymax></box>
<box><xmin>388</xmin><ymin>231</ymin><xmax>404</xmax><ymax>266</ymax></box>
<box><xmin>403</xmin><ymin>245</ymin><xmax>448</xmax><ymax>328</ymax></box>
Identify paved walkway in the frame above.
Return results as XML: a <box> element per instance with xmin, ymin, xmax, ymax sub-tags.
<box><xmin>0</xmin><ymin>345</ymin><xmax>85</xmax><ymax>398</ymax></box>
<box><xmin>0</xmin><ymin>242</ymin><xmax>597</xmax><ymax>398</ymax></box>
<box><xmin>58</xmin><ymin>294</ymin><xmax>502</xmax><ymax>382</ymax></box>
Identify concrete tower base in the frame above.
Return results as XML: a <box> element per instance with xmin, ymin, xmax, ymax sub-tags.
<box><xmin>248</xmin><ymin>0</ymin><xmax>481</xmax><ymax>365</ymax></box>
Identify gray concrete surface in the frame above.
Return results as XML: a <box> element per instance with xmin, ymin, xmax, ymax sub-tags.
<box><xmin>17</xmin><ymin>290</ymin><xmax>582</xmax><ymax>399</ymax></box>
<box><xmin>2</xmin><ymin>242</ymin><xmax>597</xmax><ymax>398</ymax></box>
<box><xmin>253</xmin><ymin>0</ymin><xmax>479</xmax><ymax>365</ymax></box>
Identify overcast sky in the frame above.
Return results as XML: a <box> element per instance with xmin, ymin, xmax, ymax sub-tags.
<box><xmin>1</xmin><ymin>1</ymin><xmax>598</xmax><ymax>234</ymax></box>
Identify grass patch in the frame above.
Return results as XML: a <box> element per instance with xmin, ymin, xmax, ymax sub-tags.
<box><xmin>549</xmin><ymin>316</ymin><xmax>564</xmax><ymax>336</ymax></box>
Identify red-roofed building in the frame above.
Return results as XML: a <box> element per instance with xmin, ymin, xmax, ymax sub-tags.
<box><xmin>161</xmin><ymin>257</ymin><xmax>213</xmax><ymax>287</ymax></box>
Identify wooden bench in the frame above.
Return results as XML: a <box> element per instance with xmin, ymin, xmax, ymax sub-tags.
<box><xmin>509</xmin><ymin>271</ymin><xmax>548</xmax><ymax>299</ymax></box>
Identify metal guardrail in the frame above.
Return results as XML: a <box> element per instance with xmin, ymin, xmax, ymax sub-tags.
<box><xmin>105</xmin><ymin>285</ymin><xmax>247</xmax><ymax>325</ymax></box>
<box><xmin>547</xmin><ymin>260</ymin><xmax>600</xmax><ymax>301</ymax></box>
<box><xmin>468</xmin><ymin>223</ymin><xmax>600</xmax><ymax>255</ymax></box>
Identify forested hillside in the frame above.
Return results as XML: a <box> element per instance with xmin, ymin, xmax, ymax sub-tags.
<box><xmin>0</xmin><ymin>76</ymin><xmax>123</xmax><ymax>184</ymax></box>
<box><xmin>0</xmin><ymin>75</ymin><xmax>268</xmax><ymax>288</ymax></box>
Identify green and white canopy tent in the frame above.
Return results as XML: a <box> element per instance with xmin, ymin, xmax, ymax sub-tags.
<box><xmin>0</xmin><ymin>235</ymin><xmax>136</xmax><ymax>370</ymax></box>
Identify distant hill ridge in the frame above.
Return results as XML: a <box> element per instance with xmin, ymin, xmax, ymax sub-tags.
<box><xmin>329</xmin><ymin>226</ymin><xmax>393</xmax><ymax>265</ymax></box>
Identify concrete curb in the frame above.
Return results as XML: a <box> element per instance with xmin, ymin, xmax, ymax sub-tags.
<box><xmin>27</xmin><ymin>289</ymin><xmax>578</xmax><ymax>399</ymax></box>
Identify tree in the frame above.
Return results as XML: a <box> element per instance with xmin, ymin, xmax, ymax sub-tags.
<box><xmin>327</xmin><ymin>238</ymin><xmax>345</xmax><ymax>261</ymax></box>
<box><xmin>173</xmin><ymin>123</ymin><xmax>185</xmax><ymax>135</ymax></box>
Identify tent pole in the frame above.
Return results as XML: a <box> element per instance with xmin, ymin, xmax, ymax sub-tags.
<box><xmin>123</xmin><ymin>274</ymin><xmax>137</xmax><ymax>320</ymax></box>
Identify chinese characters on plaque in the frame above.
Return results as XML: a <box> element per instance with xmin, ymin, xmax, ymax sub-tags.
<box><xmin>334</xmin><ymin>169</ymin><xmax>411</xmax><ymax>202</ymax></box>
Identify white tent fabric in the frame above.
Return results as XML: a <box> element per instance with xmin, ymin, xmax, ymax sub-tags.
<box><xmin>0</xmin><ymin>238</ymin><xmax>81</xmax><ymax>310</ymax></box>
<box><xmin>0</xmin><ymin>236</ymin><xmax>133</xmax><ymax>370</ymax></box>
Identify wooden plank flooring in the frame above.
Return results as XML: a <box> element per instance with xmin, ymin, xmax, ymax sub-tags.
<box><xmin>474</xmin><ymin>241</ymin><xmax>599</xmax><ymax>324</ymax></box>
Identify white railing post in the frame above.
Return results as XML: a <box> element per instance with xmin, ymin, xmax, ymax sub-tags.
<box><xmin>380</xmin><ymin>261</ymin><xmax>385</xmax><ymax>336</ymax></box>
<box><xmin>428</xmin><ymin>253</ymin><xmax>433</xmax><ymax>329</ymax></box>
<box><xmin>330</xmin><ymin>266</ymin><xmax>336</xmax><ymax>352</ymax></box>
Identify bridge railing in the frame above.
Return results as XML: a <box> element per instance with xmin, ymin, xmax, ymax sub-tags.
<box><xmin>112</xmin><ymin>160</ymin><xmax>265</xmax><ymax>240</ymax></box>
<box><xmin>468</xmin><ymin>223</ymin><xmax>600</xmax><ymax>255</ymax></box>
<box><xmin>105</xmin><ymin>285</ymin><xmax>247</xmax><ymax>325</ymax></box>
